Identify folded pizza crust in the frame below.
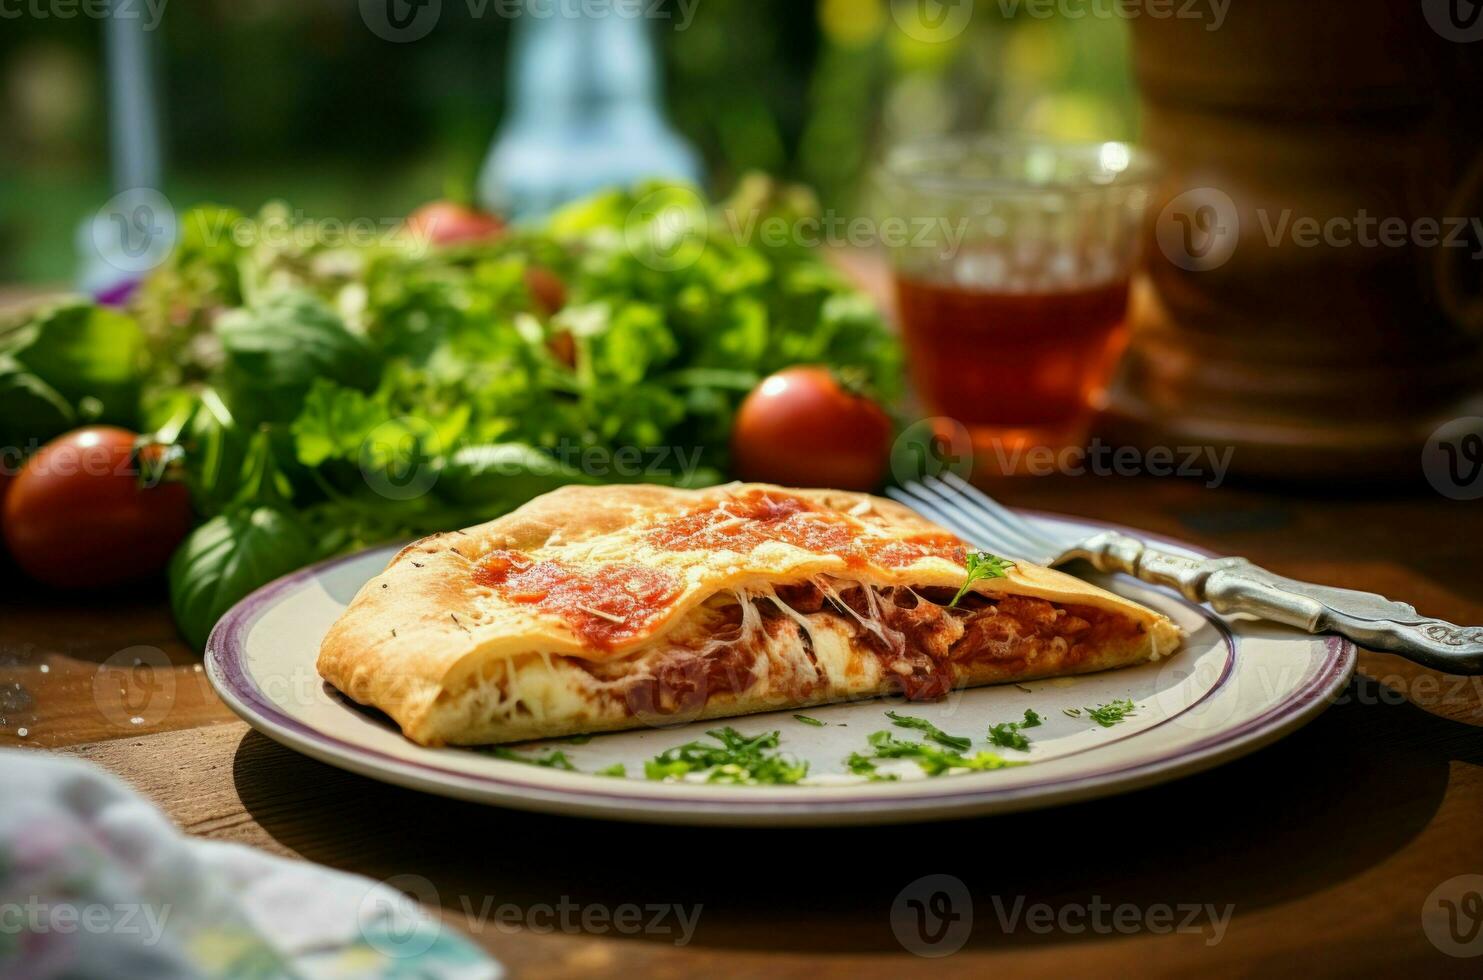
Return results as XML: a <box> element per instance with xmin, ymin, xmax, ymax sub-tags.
<box><xmin>318</xmin><ymin>484</ymin><xmax>1182</xmax><ymax>746</ymax></box>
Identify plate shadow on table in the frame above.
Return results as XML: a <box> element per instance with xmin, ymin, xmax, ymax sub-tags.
<box><xmin>232</xmin><ymin>672</ymin><xmax>1481</xmax><ymax>955</ymax></box>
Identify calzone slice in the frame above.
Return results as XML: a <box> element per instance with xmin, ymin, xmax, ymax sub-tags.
<box><xmin>319</xmin><ymin>484</ymin><xmax>1182</xmax><ymax>746</ymax></box>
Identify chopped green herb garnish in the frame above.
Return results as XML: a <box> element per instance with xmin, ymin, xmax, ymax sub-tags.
<box><xmin>644</xmin><ymin>727</ymin><xmax>808</xmax><ymax>785</ymax></box>
<box><xmin>1062</xmin><ymin>707</ymin><xmax>1083</xmax><ymax>718</ymax></box>
<box><xmin>486</xmin><ymin>748</ymin><xmax>578</xmax><ymax>771</ymax></box>
<box><xmin>885</xmin><ymin>711</ymin><xmax>972</xmax><ymax>751</ymax></box>
<box><xmin>863</xmin><ymin>730</ymin><xmax>1024</xmax><ymax>777</ymax></box>
<box><xmin>989</xmin><ymin>726</ymin><xmax>1030</xmax><ymax>751</ymax></box>
<box><xmin>1085</xmin><ymin>699</ymin><xmax>1138</xmax><ymax>727</ymax></box>
<box><xmin>793</xmin><ymin>714</ymin><xmax>826</xmax><ymax>727</ymax></box>
<box><xmin>949</xmin><ymin>551</ymin><xmax>1016</xmax><ymax>608</ymax></box>
<box><xmin>846</xmin><ymin>752</ymin><xmax>900</xmax><ymax>781</ymax></box>
<box><xmin>988</xmin><ymin>709</ymin><xmax>1043</xmax><ymax>751</ymax></box>
<box><xmin>596</xmin><ymin>763</ymin><xmax>627</xmax><ymax>778</ymax></box>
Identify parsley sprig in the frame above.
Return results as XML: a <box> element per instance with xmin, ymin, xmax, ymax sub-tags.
<box><xmin>988</xmin><ymin>709</ymin><xmax>1043</xmax><ymax>751</ymax></box>
<box><xmin>886</xmin><ymin>711</ymin><xmax>972</xmax><ymax>751</ymax></box>
<box><xmin>644</xmin><ymin>727</ymin><xmax>809</xmax><ymax>785</ymax></box>
<box><xmin>949</xmin><ymin>552</ymin><xmax>1015</xmax><ymax>607</ymax></box>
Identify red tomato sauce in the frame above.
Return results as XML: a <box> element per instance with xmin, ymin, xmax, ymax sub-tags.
<box><xmin>645</xmin><ymin>491</ymin><xmax>856</xmax><ymax>555</ymax></box>
<box><xmin>646</xmin><ymin>490</ymin><xmax>966</xmax><ymax>569</ymax></box>
<box><xmin>860</xmin><ymin>534</ymin><xmax>966</xmax><ymax>569</ymax></box>
<box><xmin>474</xmin><ymin>550</ymin><xmax>681</xmax><ymax>650</ymax></box>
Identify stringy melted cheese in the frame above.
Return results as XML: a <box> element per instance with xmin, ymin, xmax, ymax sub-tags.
<box><xmin>438</xmin><ymin>581</ymin><xmax>885</xmax><ymax>737</ymax></box>
<box><xmin>431</xmin><ymin>572</ymin><xmax>1153</xmax><ymax>744</ymax></box>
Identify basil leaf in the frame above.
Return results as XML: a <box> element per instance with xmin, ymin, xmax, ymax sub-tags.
<box><xmin>151</xmin><ymin>387</ymin><xmax>250</xmax><ymax>517</ymax></box>
<box><xmin>5</xmin><ymin>300</ymin><xmax>143</xmax><ymax>426</ymax></box>
<box><xmin>168</xmin><ymin>506</ymin><xmax>317</xmax><ymax>650</ymax></box>
<box><xmin>440</xmin><ymin>443</ymin><xmax>598</xmax><ymax>510</ymax></box>
<box><xmin>0</xmin><ymin>355</ymin><xmax>75</xmax><ymax>454</ymax></box>
<box><xmin>215</xmin><ymin>291</ymin><xmax>378</xmax><ymax>426</ymax></box>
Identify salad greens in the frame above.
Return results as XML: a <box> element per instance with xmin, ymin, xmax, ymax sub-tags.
<box><xmin>4</xmin><ymin>181</ymin><xmax>900</xmax><ymax>647</ymax></box>
<box><xmin>0</xmin><ymin>301</ymin><xmax>144</xmax><ymax>452</ymax></box>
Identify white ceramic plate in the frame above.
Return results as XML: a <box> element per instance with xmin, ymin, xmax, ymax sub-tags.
<box><xmin>205</xmin><ymin>511</ymin><xmax>1354</xmax><ymax>826</ymax></box>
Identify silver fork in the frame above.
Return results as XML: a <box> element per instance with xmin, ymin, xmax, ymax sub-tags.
<box><xmin>887</xmin><ymin>472</ymin><xmax>1483</xmax><ymax>675</ymax></box>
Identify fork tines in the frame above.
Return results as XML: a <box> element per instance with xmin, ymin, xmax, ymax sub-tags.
<box><xmin>886</xmin><ymin>473</ymin><xmax>1060</xmax><ymax>566</ymax></box>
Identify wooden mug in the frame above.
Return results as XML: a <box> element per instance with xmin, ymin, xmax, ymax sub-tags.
<box><xmin>1106</xmin><ymin>0</ymin><xmax>1483</xmax><ymax>479</ymax></box>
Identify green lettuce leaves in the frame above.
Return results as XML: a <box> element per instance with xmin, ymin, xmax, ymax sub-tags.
<box><xmin>5</xmin><ymin>181</ymin><xmax>902</xmax><ymax>651</ymax></box>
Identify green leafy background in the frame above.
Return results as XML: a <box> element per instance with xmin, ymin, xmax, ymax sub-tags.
<box><xmin>2</xmin><ymin>183</ymin><xmax>901</xmax><ymax>647</ymax></box>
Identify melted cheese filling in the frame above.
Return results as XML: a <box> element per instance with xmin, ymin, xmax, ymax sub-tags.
<box><xmin>430</xmin><ymin>576</ymin><xmax>1155</xmax><ymax>743</ymax></box>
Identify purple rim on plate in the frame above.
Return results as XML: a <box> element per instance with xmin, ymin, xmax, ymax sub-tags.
<box><xmin>205</xmin><ymin>509</ymin><xmax>1355</xmax><ymax>819</ymax></box>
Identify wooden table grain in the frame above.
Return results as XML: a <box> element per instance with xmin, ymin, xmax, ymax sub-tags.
<box><xmin>4</xmin><ymin>474</ymin><xmax>1482</xmax><ymax>977</ymax></box>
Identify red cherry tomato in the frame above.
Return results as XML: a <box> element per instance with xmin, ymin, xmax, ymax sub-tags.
<box><xmin>522</xmin><ymin>265</ymin><xmax>573</xmax><ymax>364</ymax></box>
<box><xmin>0</xmin><ymin>470</ymin><xmax>11</xmax><ymax>556</ymax></box>
<box><xmin>405</xmin><ymin>201</ymin><xmax>506</xmax><ymax>247</ymax></box>
<box><xmin>731</xmin><ymin>367</ymin><xmax>894</xmax><ymax>491</ymax></box>
<box><xmin>525</xmin><ymin>265</ymin><xmax>567</xmax><ymax>317</ymax></box>
<box><xmin>547</xmin><ymin>330</ymin><xmax>577</xmax><ymax>369</ymax></box>
<box><xmin>3</xmin><ymin>427</ymin><xmax>194</xmax><ymax>589</ymax></box>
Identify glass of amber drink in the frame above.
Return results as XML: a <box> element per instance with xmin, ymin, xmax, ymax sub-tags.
<box><xmin>878</xmin><ymin>136</ymin><xmax>1156</xmax><ymax>475</ymax></box>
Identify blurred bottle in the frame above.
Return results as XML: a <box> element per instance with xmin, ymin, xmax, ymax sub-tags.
<box><xmin>77</xmin><ymin>4</ymin><xmax>171</xmax><ymax>301</ymax></box>
<box><xmin>479</xmin><ymin>9</ymin><xmax>702</xmax><ymax>219</ymax></box>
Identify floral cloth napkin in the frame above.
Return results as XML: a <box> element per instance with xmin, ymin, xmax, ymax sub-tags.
<box><xmin>0</xmin><ymin>749</ymin><xmax>500</xmax><ymax>980</ymax></box>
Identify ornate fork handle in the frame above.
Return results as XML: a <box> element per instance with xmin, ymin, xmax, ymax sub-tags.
<box><xmin>1069</xmin><ymin>531</ymin><xmax>1483</xmax><ymax>675</ymax></box>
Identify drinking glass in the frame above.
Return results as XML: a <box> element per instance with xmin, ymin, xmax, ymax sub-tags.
<box><xmin>877</xmin><ymin>135</ymin><xmax>1157</xmax><ymax>472</ymax></box>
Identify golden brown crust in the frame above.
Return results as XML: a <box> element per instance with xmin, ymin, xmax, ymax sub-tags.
<box><xmin>317</xmin><ymin>483</ymin><xmax>1183</xmax><ymax>745</ymax></box>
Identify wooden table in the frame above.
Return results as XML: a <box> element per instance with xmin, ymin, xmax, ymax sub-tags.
<box><xmin>4</xmin><ymin>474</ymin><xmax>1482</xmax><ymax>977</ymax></box>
